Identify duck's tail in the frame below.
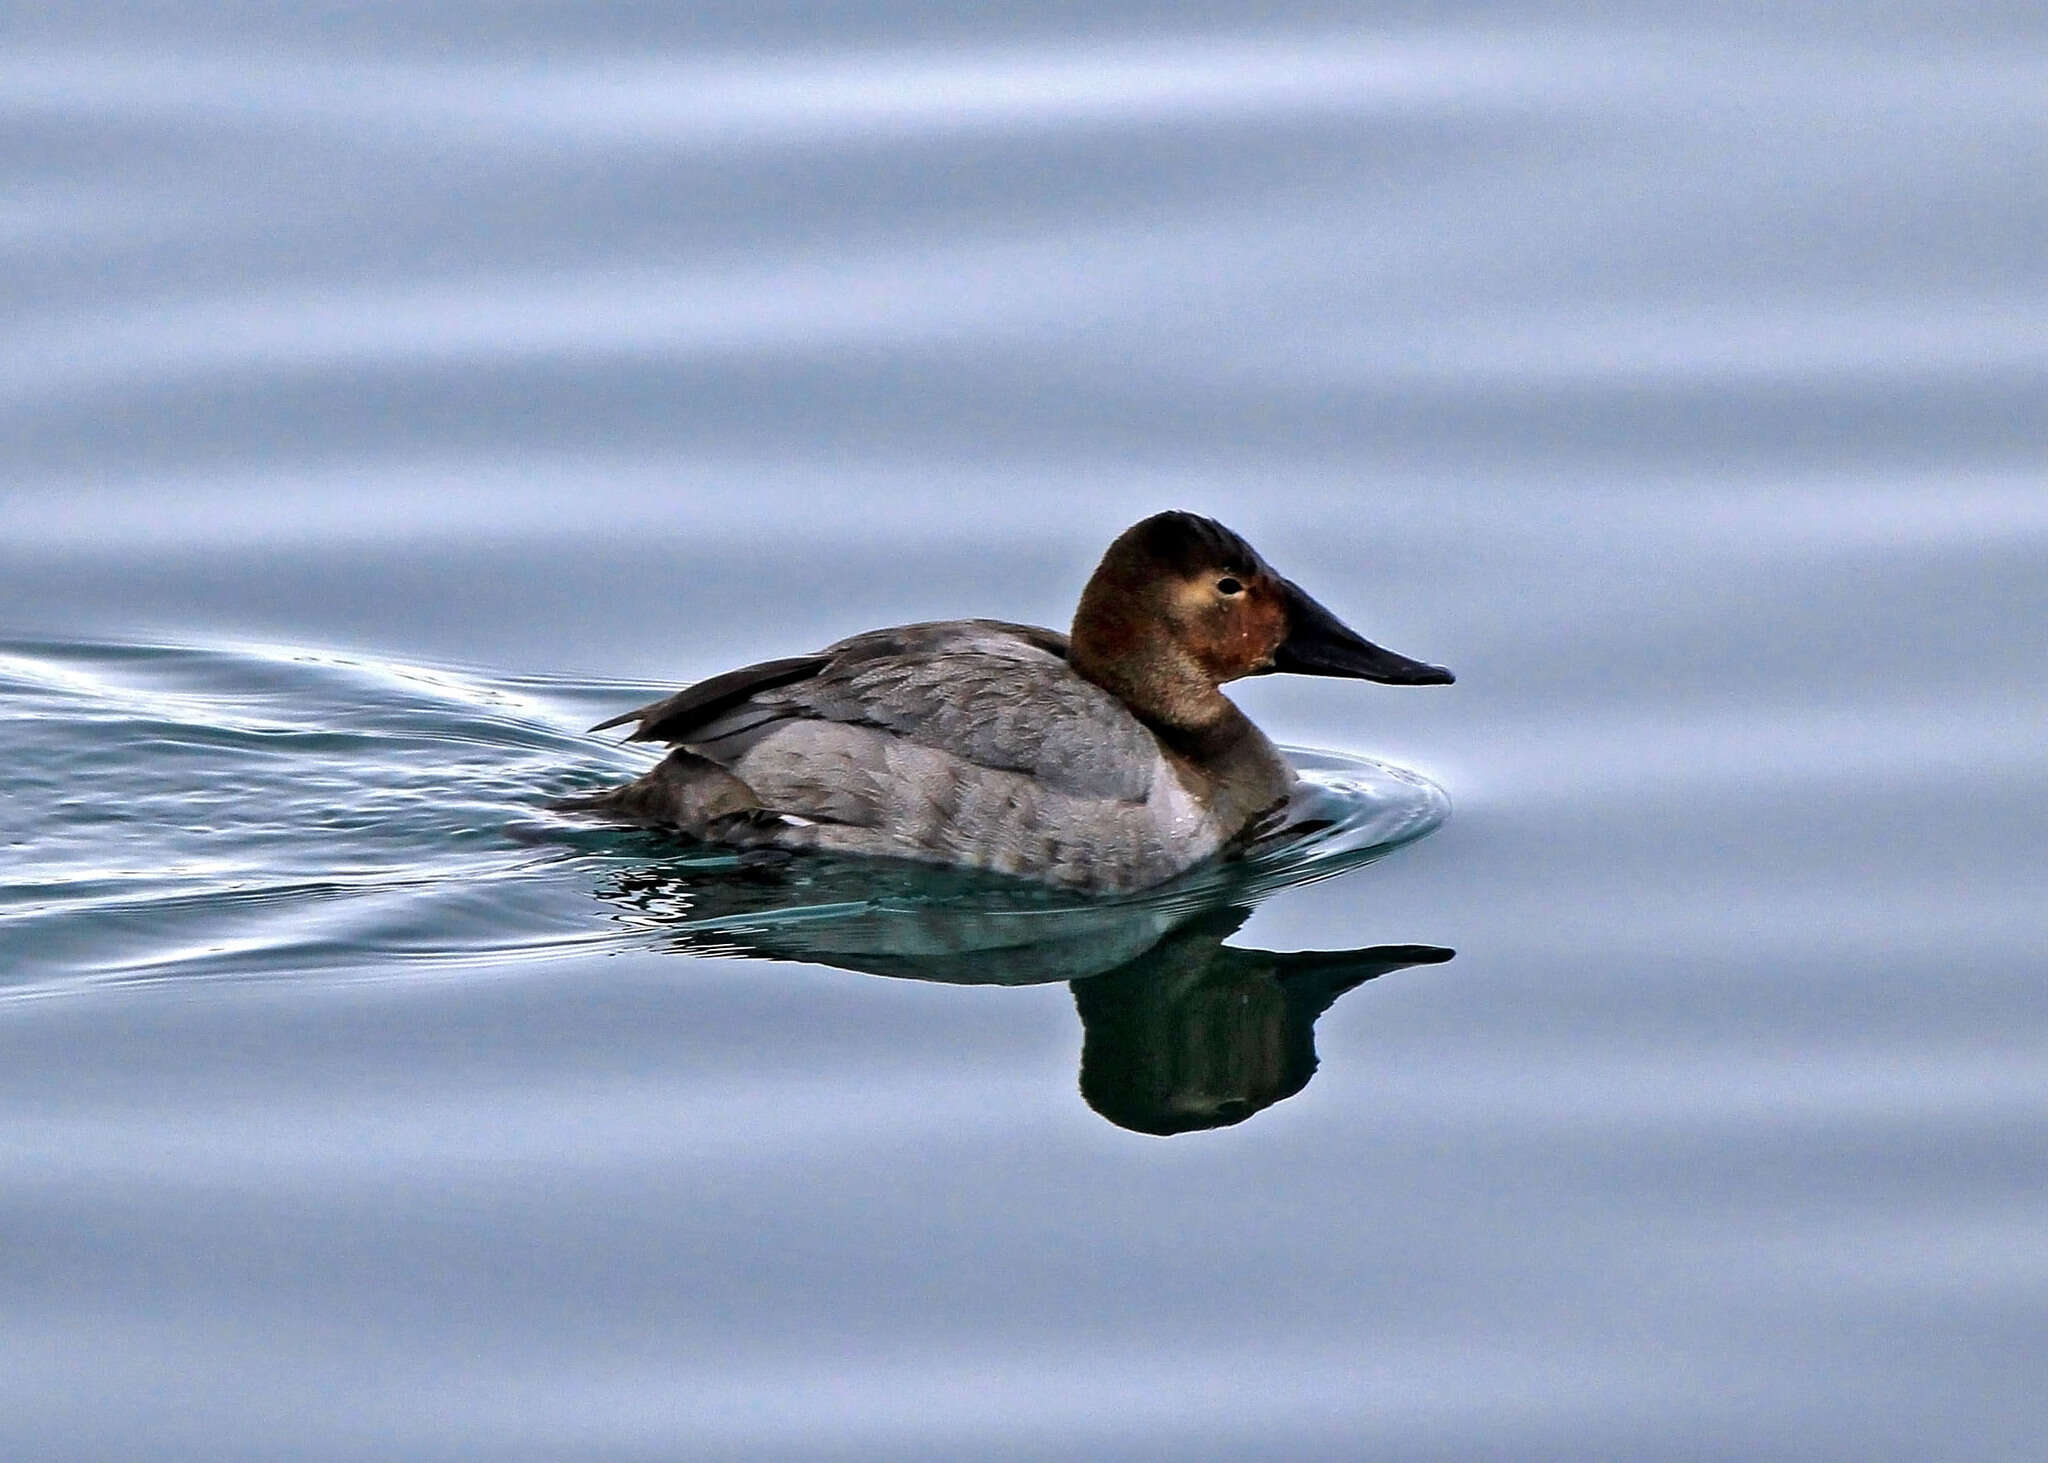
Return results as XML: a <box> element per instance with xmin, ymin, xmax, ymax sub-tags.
<box><xmin>549</xmin><ymin>749</ymin><xmax>763</xmax><ymax>832</ymax></box>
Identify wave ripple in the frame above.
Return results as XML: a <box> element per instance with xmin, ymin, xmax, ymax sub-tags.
<box><xmin>0</xmin><ymin>639</ymin><xmax>1446</xmax><ymax>994</ymax></box>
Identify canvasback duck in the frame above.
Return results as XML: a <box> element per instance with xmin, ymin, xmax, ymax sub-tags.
<box><xmin>574</xmin><ymin>511</ymin><xmax>1451</xmax><ymax>893</ymax></box>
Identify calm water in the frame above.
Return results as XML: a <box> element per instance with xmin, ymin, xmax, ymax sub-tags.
<box><xmin>4</xmin><ymin>4</ymin><xmax>2046</xmax><ymax>1459</ymax></box>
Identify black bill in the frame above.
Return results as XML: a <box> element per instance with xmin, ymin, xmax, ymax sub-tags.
<box><xmin>1270</xmin><ymin>580</ymin><xmax>1455</xmax><ymax>685</ymax></box>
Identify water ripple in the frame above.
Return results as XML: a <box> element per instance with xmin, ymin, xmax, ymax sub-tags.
<box><xmin>0</xmin><ymin>639</ymin><xmax>1446</xmax><ymax>996</ymax></box>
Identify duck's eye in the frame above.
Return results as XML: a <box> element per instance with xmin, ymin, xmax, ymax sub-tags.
<box><xmin>1216</xmin><ymin>577</ymin><xmax>1244</xmax><ymax>596</ymax></box>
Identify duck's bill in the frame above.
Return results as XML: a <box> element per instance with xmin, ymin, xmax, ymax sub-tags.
<box><xmin>1272</xmin><ymin>582</ymin><xmax>1455</xmax><ymax>685</ymax></box>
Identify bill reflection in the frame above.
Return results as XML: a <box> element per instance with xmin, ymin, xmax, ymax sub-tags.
<box><xmin>1074</xmin><ymin>907</ymin><xmax>1451</xmax><ymax>1136</ymax></box>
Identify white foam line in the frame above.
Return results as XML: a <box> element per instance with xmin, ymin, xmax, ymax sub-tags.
<box><xmin>0</xmin><ymin>648</ymin><xmax>303</xmax><ymax>733</ymax></box>
<box><xmin>0</xmin><ymin>651</ymin><xmax>116</xmax><ymax>702</ymax></box>
<box><xmin>228</xmin><ymin>640</ymin><xmax>571</xmax><ymax>726</ymax></box>
<box><xmin>0</xmin><ymin>640</ymin><xmax>592</xmax><ymax>738</ymax></box>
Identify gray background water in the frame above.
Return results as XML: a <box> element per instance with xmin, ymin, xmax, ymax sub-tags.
<box><xmin>4</xmin><ymin>4</ymin><xmax>2045</xmax><ymax>1459</ymax></box>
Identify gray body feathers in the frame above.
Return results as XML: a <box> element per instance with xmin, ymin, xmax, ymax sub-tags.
<box><xmin>578</xmin><ymin>619</ymin><xmax>1293</xmax><ymax>893</ymax></box>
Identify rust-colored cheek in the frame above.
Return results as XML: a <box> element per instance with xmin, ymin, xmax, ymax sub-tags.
<box><xmin>1200</xmin><ymin>594</ymin><xmax>1288</xmax><ymax>679</ymax></box>
<box><xmin>1243</xmin><ymin>594</ymin><xmax>1289</xmax><ymax>672</ymax></box>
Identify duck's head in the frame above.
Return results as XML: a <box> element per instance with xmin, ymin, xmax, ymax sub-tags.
<box><xmin>1069</xmin><ymin>510</ymin><xmax>1453</xmax><ymax>733</ymax></box>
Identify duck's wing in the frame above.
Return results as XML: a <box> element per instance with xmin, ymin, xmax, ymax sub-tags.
<box><xmin>588</xmin><ymin>654</ymin><xmax>831</xmax><ymax>741</ymax></box>
<box><xmin>592</xmin><ymin>620</ymin><xmax>1156</xmax><ymax>804</ymax></box>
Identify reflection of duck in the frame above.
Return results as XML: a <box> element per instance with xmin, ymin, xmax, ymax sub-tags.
<box><xmin>1073</xmin><ymin>906</ymin><xmax>1451</xmax><ymax>1136</ymax></box>
<box><xmin>590</xmin><ymin>857</ymin><xmax>1451</xmax><ymax>1135</ymax></box>
<box><xmin>570</xmin><ymin>512</ymin><xmax>1451</xmax><ymax>893</ymax></box>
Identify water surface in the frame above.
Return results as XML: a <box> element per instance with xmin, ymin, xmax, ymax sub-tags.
<box><xmin>3</xmin><ymin>4</ymin><xmax>2045</xmax><ymax>1459</ymax></box>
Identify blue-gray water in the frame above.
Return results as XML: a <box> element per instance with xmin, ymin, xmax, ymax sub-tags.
<box><xmin>4</xmin><ymin>4</ymin><xmax>2045</xmax><ymax>1459</ymax></box>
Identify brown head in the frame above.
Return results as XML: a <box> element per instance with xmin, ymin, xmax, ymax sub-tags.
<box><xmin>1068</xmin><ymin>511</ymin><xmax>1453</xmax><ymax>734</ymax></box>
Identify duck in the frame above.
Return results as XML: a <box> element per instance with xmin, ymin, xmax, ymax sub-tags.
<box><xmin>570</xmin><ymin>511</ymin><xmax>1452</xmax><ymax>893</ymax></box>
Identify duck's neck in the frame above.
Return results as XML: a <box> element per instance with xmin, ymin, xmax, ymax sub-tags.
<box><xmin>1069</xmin><ymin>622</ymin><xmax>1241</xmax><ymax>758</ymax></box>
<box><xmin>1157</xmin><ymin>695</ymin><xmax>1264</xmax><ymax>763</ymax></box>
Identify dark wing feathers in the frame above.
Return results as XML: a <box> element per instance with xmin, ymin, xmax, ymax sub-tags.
<box><xmin>587</xmin><ymin>620</ymin><xmax>1155</xmax><ymax>804</ymax></box>
<box><xmin>588</xmin><ymin>653</ymin><xmax>831</xmax><ymax>741</ymax></box>
<box><xmin>794</xmin><ymin>653</ymin><xmax>1146</xmax><ymax>795</ymax></box>
<box><xmin>818</xmin><ymin>619</ymin><xmax>1070</xmax><ymax>663</ymax></box>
